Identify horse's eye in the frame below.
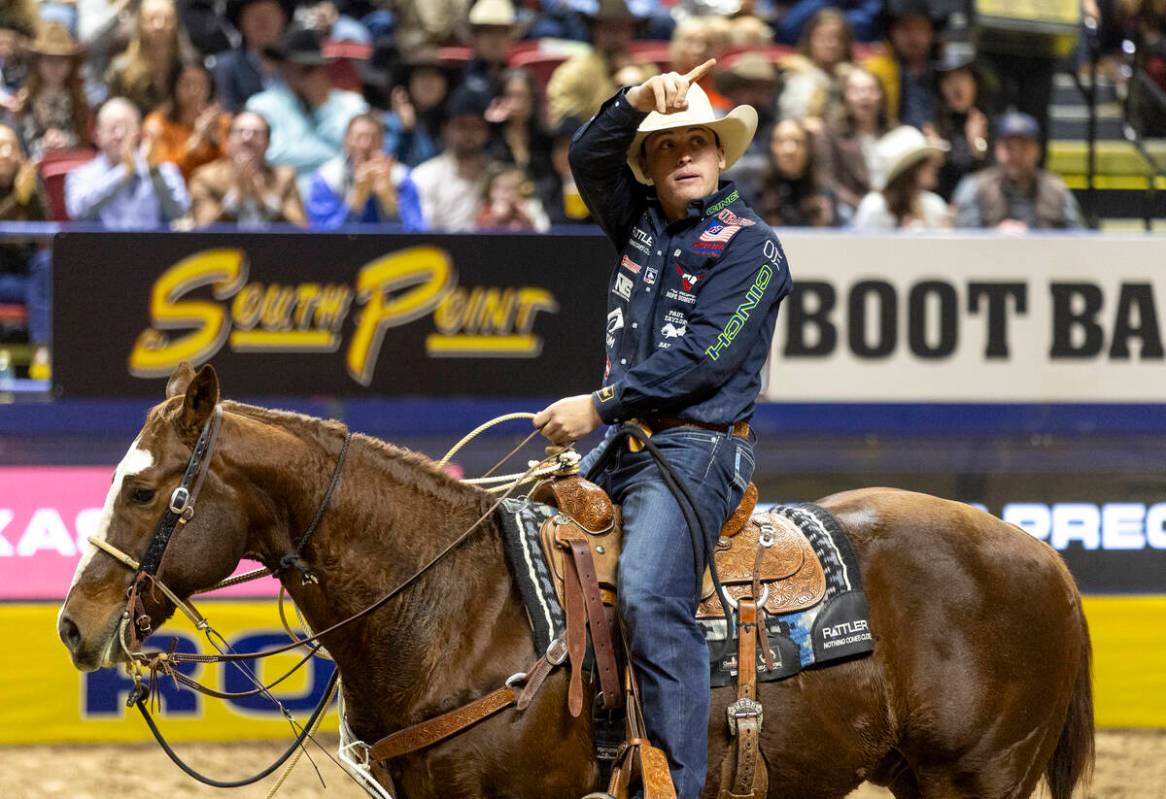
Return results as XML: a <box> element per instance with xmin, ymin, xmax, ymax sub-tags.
<box><xmin>130</xmin><ymin>487</ymin><xmax>156</xmax><ymax>504</ymax></box>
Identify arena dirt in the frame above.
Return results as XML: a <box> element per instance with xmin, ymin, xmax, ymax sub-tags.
<box><xmin>0</xmin><ymin>729</ymin><xmax>1161</xmax><ymax>798</ymax></box>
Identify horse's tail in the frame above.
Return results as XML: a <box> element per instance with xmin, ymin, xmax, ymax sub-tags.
<box><xmin>1045</xmin><ymin>599</ymin><xmax>1095</xmax><ymax>799</ymax></box>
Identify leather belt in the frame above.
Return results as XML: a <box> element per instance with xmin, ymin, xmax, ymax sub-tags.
<box><xmin>645</xmin><ymin>416</ymin><xmax>751</xmax><ymax>440</ymax></box>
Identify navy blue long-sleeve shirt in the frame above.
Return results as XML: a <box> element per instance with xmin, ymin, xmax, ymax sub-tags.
<box><xmin>569</xmin><ymin>89</ymin><xmax>793</xmax><ymax>427</ymax></box>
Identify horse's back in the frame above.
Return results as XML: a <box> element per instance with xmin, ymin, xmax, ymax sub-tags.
<box><xmin>805</xmin><ymin>487</ymin><xmax>1090</xmax><ymax>798</ymax></box>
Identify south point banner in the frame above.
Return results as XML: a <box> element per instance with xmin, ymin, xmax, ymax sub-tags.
<box><xmin>52</xmin><ymin>231</ymin><xmax>1166</xmax><ymax>402</ymax></box>
<box><xmin>52</xmin><ymin>232</ymin><xmax>612</xmax><ymax>397</ymax></box>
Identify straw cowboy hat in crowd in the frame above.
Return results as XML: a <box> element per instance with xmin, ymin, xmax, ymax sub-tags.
<box><xmin>627</xmin><ymin>81</ymin><xmax>758</xmax><ymax>185</ymax></box>
<box><xmin>876</xmin><ymin>125</ymin><xmax>943</xmax><ymax>186</ymax></box>
<box><xmin>468</xmin><ymin>0</ymin><xmax>517</xmax><ymax>27</ymax></box>
<box><xmin>27</xmin><ymin>21</ymin><xmax>83</xmax><ymax>58</ymax></box>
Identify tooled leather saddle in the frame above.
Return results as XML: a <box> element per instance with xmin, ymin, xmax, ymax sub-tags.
<box><xmin>529</xmin><ymin>473</ymin><xmax>828</xmax><ymax>799</ymax></box>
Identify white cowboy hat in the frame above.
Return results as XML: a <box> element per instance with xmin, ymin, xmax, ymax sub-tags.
<box><xmin>877</xmin><ymin>125</ymin><xmax>944</xmax><ymax>187</ymax></box>
<box><xmin>627</xmin><ymin>82</ymin><xmax>758</xmax><ymax>185</ymax></box>
<box><xmin>468</xmin><ymin>0</ymin><xmax>516</xmax><ymax>27</ymax></box>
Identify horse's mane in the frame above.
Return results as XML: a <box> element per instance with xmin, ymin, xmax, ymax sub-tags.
<box><xmin>218</xmin><ymin>400</ymin><xmax>490</xmax><ymax>510</ymax></box>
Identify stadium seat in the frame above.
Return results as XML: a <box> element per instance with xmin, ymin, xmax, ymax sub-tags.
<box><xmin>39</xmin><ymin>148</ymin><xmax>96</xmax><ymax>222</ymax></box>
<box><xmin>437</xmin><ymin>46</ymin><xmax>473</xmax><ymax>65</ymax></box>
<box><xmin>509</xmin><ymin>49</ymin><xmax>571</xmax><ymax>86</ymax></box>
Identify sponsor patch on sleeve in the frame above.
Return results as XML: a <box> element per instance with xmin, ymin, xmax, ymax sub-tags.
<box><xmin>596</xmin><ymin>385</ymin><xmax>616</xmax><ymax>403</ymax></box>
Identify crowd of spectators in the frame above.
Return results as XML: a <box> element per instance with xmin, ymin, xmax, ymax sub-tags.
<box><xmin>1</xmin><ymin>0</ymin><xmax>1163</xmax><ymax>370</ymax></box>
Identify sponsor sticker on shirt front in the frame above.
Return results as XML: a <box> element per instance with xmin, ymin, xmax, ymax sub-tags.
<box><xmin>620</xmin><ymin>254</ymin><xmax>642</xmax><ymax>274</ymax></box>
<box><xmin>644</xmin><ymin>266</ymin><xmax>658</xmax><ymax>286</ymax></box>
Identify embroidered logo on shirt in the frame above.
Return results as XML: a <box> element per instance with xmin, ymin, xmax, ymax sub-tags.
<box><xmin>693</xmin><ymin>223</ymin><xmax>741</xmax><ymax>254</ymax></box>
<box><xmin>606</xmin><ymin>307</ymin><xmax>624</xmax><ymax>349</ymax></box>
<box><xmin>675</xmin><ymin>264</ymin><xmax>704</xmax><ymax>292</ymax></box>
<box><xmin>705</xmin><ymin>263</ymin><xmax>774</xmax><ymax>361</ymax></box>
<box><xmin>704</xmin><ymin>189</ymin><xmax>740</xmax><ymax>216</ymax></box>
<box><xmin>661</xmin><ymin>322</ymin><xmax>687</xmax><ymax>339</ymax></box>
<box><xmin>613</xmin><ymin>273</ymin><xmax>634</xmax><ymax>300</ymax></box>
<box><xmin>644</xmin><ymin>266</ymin><xmax>658</xmax><ymax>286</ymax></box>
<box><xmin>597</xmin><ymin>385</ymin><xmax>616</xmax><ymax>403</ymax></box>
<box><xmin>716</xmin><ymin>208</ymin><xmax>755</xmax><ymax>227</ymax></box>
<box><xmin>620</xmin><ymin>255</ymin><xmax>642</xmax><ymax>274</ymax></box>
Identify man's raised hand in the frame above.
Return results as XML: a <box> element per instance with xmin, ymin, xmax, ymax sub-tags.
<box><xmin>626</xmin><ymin>58</ymin><xmax>716</xmax><ymax>115</ymax></box>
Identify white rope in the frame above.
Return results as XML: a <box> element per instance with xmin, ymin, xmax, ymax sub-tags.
<box><xmin>437</xmin><ymin>412</ymin><xmax>538</xmax><ymax>468</ymax></box>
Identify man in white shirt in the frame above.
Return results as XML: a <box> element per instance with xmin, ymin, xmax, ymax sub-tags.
<box><xmin>65</xmin><ymin>98</ymin><xmax>189</xmax><ymax>228</ymax></box>
<box><xmin>410</xmin><ymin>86</ymin><xmax>494</xmax><ymax>232</ymax></box>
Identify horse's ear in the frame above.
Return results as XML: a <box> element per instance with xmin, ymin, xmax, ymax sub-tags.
<box><xmin>177</xmin><ymin>364</ymin><xmax>220</xmax><ymax>434</ymax></box>
<box><xmin>166</xmin><ymin>362</ymin><xmax>197</xmax><ymax>399</ymax></box>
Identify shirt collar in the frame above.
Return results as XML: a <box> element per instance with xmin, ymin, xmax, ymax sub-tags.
<box><xmin>650</xmin><ymin>180</ymin><xmax>741</xmax><ymax>230</ymax></box>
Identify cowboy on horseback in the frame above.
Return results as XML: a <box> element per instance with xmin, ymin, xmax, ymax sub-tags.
<box><xmin>534</xmin><ymin>61</ymin><xmax>793</xmax><ymax>798</ymax></box>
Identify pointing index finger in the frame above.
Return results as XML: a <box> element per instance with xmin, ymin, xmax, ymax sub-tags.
<box><xmin>682</xmin><ymin>58</ymin><xmax>717</xmax><ymax>85</ymax></box>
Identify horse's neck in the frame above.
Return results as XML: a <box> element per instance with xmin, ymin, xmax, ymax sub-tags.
<box><xmin>232</xmin><ymin>416</ymin><xmax>533</xmax><ymax>735</ymax></box>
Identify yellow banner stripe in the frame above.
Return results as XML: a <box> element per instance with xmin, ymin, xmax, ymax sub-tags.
<box><xmin>2</xmin><ymin>596</ymin><xmax>1162</xmax><ymax>744</ymax></box>
<box><xmin>425</xmin><ymin>335</ymin><xmax>541</xmax><ymax>356</ymax></box>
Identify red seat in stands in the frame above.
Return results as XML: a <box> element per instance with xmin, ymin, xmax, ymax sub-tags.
<box><xmin>509</xmin><ymin>49</ymin><xmax>571</xmax><ymax>86</ymax></box>
<box><xmin>39</xmin><ymin>148</ymin><xmax>97</xmax><ymax>221</ymax></box>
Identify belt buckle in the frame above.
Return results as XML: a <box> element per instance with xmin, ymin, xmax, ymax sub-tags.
<box><xmin>726</xmin><ymin>698</ymin><xmax>764</xmax><ymax>734</ymax></box>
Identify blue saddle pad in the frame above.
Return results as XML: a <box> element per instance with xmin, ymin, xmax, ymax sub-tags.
<box><xmin>496</xmin><ymin>498</ymin><xmax>874</xmax><ymax>684</ymax></box>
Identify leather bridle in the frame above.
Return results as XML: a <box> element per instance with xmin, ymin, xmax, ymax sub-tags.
<box><xmin>80</xmin><ymin>404</ymin><xmax>564</xmax><ymax>789</ymax></box>
<box><xmin>89</xmin><ymin>404</ymin><xmax>225</xmax><ymax>646</ymax></box>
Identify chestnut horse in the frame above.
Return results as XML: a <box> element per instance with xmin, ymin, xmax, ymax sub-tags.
<box><xmin>58</xmin><ymin>364</ymin><xmax>1094</xmax><ymax>799</ymax></box>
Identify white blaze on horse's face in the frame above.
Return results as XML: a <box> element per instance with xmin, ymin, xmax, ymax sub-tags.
<box><xmin>66</xmin><ymin>434</ymin><xmax>155</xmax><ymax>594</ymax></box>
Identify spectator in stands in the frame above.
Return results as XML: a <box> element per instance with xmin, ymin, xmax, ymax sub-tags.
<box><xmin>188</xmin><ymin>109</ymin><xmax>305</xmax><ymax>227</ymax></box>
<box><xmin>728</xmin><ymin>14</ymin><xmax>774</xmax><ymax>50</ymax></box>
<box><xmin>758</xmin><ymin>118</ymin><xmax>838</xmax><ymax>227</ymax></box>
<box><xmin>862</xmin><ymin>0</ymin><xmax>938</xmax><ymax>129</ymax></box>
<box><xmin>535</xmin><ymin>115</ymin><xmax>592</xmax><ymax>225</ymax></box>
<box><xmin>77</xmin><ymin>0</ymin><xmax>136</xmax><ymax>102</ymax></box>
<box><xmin>376</xmin><ymin>47</ymin><xmax>457</xmax><ymax>168</ymax></box>
<box><xmin>717</xmin><ymin>53</ymin><xmax>782</xmax><ymax>201</ymax></box>
<box><xmin>778</xmin><ymin>0</ymin><xmax>883</xmax><ymax>44</ymax></box>
<box><xmin>670</xmin><ymin>16</ymin><xmax>732</xmax><ymax>111</ymax></box>
<box><xmin>143</xmin><ymin>59</ymin><xmax>230</xmax><ymax>180</ymax></box>
<box><xmin>15</xmin><ymin>22</ymin><xmax>90</xmax><ymax>157</ymax></box>
<box><xmin>393</xmin><ymin>0</ymin><xmax>470</xmax><ymax>54</ymax></box>
<box><xmin>486</xmin><ymin>68</ymin><xmax>551</xmax><ymax>179</ymax></box>
<box><xmin>545</xmin><ymin>0</ymin><xmax>641</xmax><ymax>129</ymax></box>
<box><xmin>246</xmin><ymin>24</ymin><xmax>367</xmax><ymax>194</ymax></box>
<box><xmin>779</xmin><ymin>8</ymin><xmax>854</xmax><ymax>123</ymax></box>
<box><xmin>475</xmin><ymin>162</ymin><xmax>549</xmax><ymax>231</ymax></box>
<box><xmin>411</xmin><ymin>85</ymin><xmax>494</xmax><ymax>231</ymax></box>
<box><xmin>213</xmin><ymin>0</ymin><xmax>291</xmax><ymax>112</ymax></box>
<box><xmin>814</xmin><ymin>66</ymin><xmax>890</xmax><ymax>214</ymax></box>
<box><xmin>106</xmin><ymin>0</ymin><xmax>196</xmax><ymax>115</ymax></box>
<box><xmin>927</xmin><ymin>43</ymin><xmax>991</xmax><ymax>202</ymax></box>
<box><xmin>464</xmin><ymin>0</ymin><xmax>518</xmax><ymax>95</ymax></box>
<box><xmin>0</xmin><ymin>16</ymin><xmax>33</xmax><ymax>107</ymax></box>
<box><xmin>952</xmin><ymin>112</ymin><xmax>1083</xmax><ymax>231</ymax></box>
<box><xmin>306</xmin><ymin>112</ymin><xmax>424</xmax><ymax>229</ymax></box>
<box><xmin>65</xmin><ymin>97</ymin><xmax>190</xmax><ymax>227</ymax></box>
<box><xmin>0</xmin><ymin>123</ymin><xmax>50</xmax><ymax>371</ymax></box>
<box><xmin>853</xmin><ymin>125</ymin><xmax>948</xmax><ymax>229</ymax></box>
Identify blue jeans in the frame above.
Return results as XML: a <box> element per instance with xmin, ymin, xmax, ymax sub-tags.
<box><xmin>586</xmin><ymin>426</ymin><xmax>755</xmax><ymax>799</ymax></box>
